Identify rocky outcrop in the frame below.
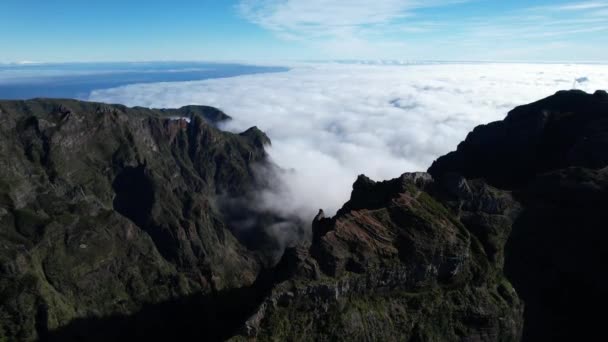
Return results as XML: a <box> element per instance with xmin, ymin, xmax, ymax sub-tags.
<box><xmin>0</xmin><ymin>99</ymin><xmax>273</xmax><ymax>340</ymax></box>
<box><xmin>429</xmin><ymin>90</ymin><xmax>608</xmax><ymax>341</ymax></box>
<box><xmin>1</xmin><ymin>90</ymin><xmax>606</xmax><ymax>341</ymax></box>
<box><xmin>428</xmin><ymin>90</ymin><xmax>608</xmax><ymax>188</ymax></box>
<box><xmin>238</xmin><ymin>172</ymin><xmax>523</xmax><ymax>341</ymax></box>
<box><xmin>233</xmin><ymin>90</ymin><xmax>608</xmax><ymax>342</ymax></box>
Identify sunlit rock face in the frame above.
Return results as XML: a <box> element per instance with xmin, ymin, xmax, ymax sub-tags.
<box><xmin>234</xmin><ymin>90</ymin><xmax>608</xmax><ymax>342</ymax></box>
<box><xmin>242</xmin><ymin>170</ymin><xmax>524</xmax><ymax>341</ymax></box>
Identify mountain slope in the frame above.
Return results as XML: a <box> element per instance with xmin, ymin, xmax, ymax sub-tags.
<box><xmin>232</xmin><ymin>90</ymin><xmax>608</xmax><ymax>341</ymax></box>
<box><xmin>1</xmin><ymin>90</ymin><xmax>606</xmax><ymax>341</ymax></box>
<box><xmin>237</xmin><ymin>173</ymin><xmax>523</xmax><ymax>341</ymax></box>
<box><xmin>0</xmin><ymin>99</ymin><xmax>271</xmax><ymax>340</ymax></box>
<box><xmin>429</xmin><ymin>90</ymin><xmax>608</xmax><ymax>341</ymax></box>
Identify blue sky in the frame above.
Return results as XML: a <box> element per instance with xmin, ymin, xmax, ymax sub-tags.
<box><xmin>1</xmin><ymin>0</ymin><xmax>607</xmax><ymax>62</ymax></box>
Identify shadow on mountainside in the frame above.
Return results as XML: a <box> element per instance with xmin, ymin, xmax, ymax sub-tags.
<box><xmin>429</xmin><ymin>90</ymin><xmax>608</xmax><ymax>341</ymax></box>
<box><xmin>504</xmin><ymin>168</ymin><xmax>608</xmax><ymax>342</ymax></box>
<box><xmin>40</xmin><ymin>270</ymin><xmax>277</xmax><ymax>342</ymax></box>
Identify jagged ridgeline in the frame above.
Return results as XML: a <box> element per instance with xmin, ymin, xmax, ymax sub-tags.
<box><xmin>236</xmin><ymin>90</ymin><xmax>608</xmax><ymax>342</ymax></box>
<box><xmin>0</xmin><ymin>99</ymin><xmax>296</xmax><ymax>341</ymax></box>
<box><xmin>1</xmin><ymin>90</ymin><xmax>607</xmax><ymax>341</ymax></box>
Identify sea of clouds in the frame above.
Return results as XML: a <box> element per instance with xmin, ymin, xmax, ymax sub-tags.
<box><xmin>90</xmin><ymin>62</ymin><xmax>608</xmax><ymax>223</ymax></box>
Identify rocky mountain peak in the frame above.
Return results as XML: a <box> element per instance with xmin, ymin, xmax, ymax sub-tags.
<box><xmin>429</xmin><ymin>90</ymin><xmax>608</xmax><ymax>188</ymax></box>
<box><xmin>1</xmin><ymin>90</ymin><xmax>607</xmax><ymax>341</ymax></box>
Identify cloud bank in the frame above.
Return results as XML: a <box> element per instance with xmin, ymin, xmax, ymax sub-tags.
<box><xmin>90</xmin><ymin>63</ymin><xmax>608</xmax><ymax>223</ymax></box>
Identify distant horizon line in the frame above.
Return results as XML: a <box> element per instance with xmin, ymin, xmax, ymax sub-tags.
<box><xmin>1</xmin><ymin>59</ymin><xmax>608</xmax><ymax>66</ymax></box>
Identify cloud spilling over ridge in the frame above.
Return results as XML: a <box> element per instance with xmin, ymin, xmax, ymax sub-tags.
<box><xmin>90</xmin><ymin>63</ymin><xmax>608</xmax><ymax>223</ymax></box>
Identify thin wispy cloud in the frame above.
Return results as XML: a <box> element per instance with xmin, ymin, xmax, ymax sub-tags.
<box><xmin>555</xmin><ymin>1</ymin><xmax>608</xmax><ymax>10</ymax></box>
<box><xmin>527</xmin><ymin>1</ymin><xmax>608</xmax><ymax>11</ymax></box>
<box><xmin>2</xmin><ymin>1</ymin><xmax>606</xmax><ymax>63</ymax></box>
<box><xmin>237</xmin><ymin>0</ymin><xmax>463</xmax><ymax>40</ymax></box>
<box><xmin>236</xmin><ymin>0</ymin><xmax>608</xmax><ymax>61</ymax></box>
<box><xmin>443</xmin><ymin>1</ymin><xmax>608</xmax><ymax>60</ymax></box>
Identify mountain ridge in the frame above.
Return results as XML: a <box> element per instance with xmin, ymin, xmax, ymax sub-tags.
<box><xmin>0</xmin><ymin>90</ymin><xmax>606</xmax><ymax>341</ymax></box>
<box><xmin>0</xmin><ymin>99</ymin><xmax>276</xmax><ymax>340</ymax></box>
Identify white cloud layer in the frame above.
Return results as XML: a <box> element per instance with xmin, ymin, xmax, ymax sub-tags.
<box><xmin>90</xmin><ymin>63</ymin><xmax>608</xmax><ymax>222</ymax></box>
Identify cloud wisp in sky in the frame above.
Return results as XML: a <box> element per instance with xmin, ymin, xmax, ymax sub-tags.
<box><xmin>236</xmin><ymin>0</ymin><xmax>608</xmax><ymax>61</ymax></box>
<box><xmin>1</xmin><ymin>0</ymin><xmax>607</xmax><ymax>62</ymax></box>
<box><xmin>237</xmin><ymin>0</ymin><xmax>461</xmax><ymax>40</ymax></box>
<box><xmin>549</xmin><ymin>1</ymin><xmax>608</xmax><ymax>11</ymax></box>
<box><xmin>90</xmin><ymin>63</ymin><xmax>608</xmax><ymax>223</ymax></box>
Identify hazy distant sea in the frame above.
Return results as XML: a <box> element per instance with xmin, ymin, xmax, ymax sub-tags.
<box><xmin>0</xmin><ymin>62</ymin><xmax>287</xmax><ymax>100</ymax></box>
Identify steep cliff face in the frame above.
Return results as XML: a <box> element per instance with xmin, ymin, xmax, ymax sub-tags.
<box><xmin>428</xmin><ymin>90</ymin><xmax>608</xmax><ymax>188</ymax></box>
<box><xmin>232</xmin><ymin>90</ymin><xmax>608</xmax><ymax>342</ymax></box>
<box><xmin>0</xmin><ymin>99</ymin><xmax>271</xmax><ymax>340</ymax></box>
<box><xmin>1</xmin><ymin>90</ymin><xmax>606</xmax><ymax>341</ymax></box>
<box><xmin>237</xmin><ymin>173</ymin><xmax>524</xmax><ymax>341</ymax></box>
<box><xmin>429</xmin><ymin>90</ymin><xmax>608</xmax><ymax>341</ymax></box>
